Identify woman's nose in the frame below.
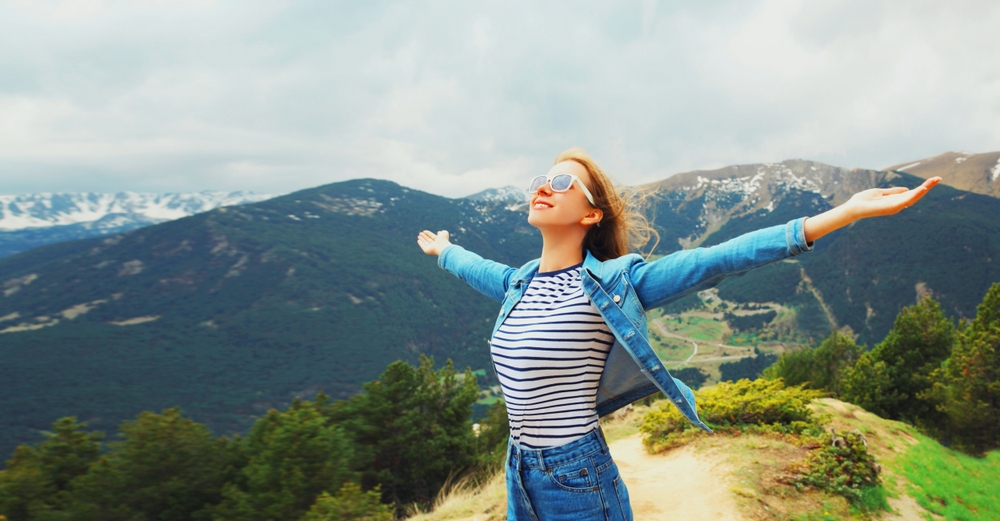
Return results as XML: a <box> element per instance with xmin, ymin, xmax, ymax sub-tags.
<box><xmin>534</xmin><ymin>181</ymin><xmax>553</xmax><ymax>196</ymax></box>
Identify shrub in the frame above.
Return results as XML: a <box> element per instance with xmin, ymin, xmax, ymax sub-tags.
<box><xmin>640</xmin><ymin>378</ymin><xmax>823</xmax><ymax>452</ymax></box>
<box><xmin>472</xmin><ymin>400</ymin><xmax>509</xmax><ymax>471</ymax></box>
<box><xmin>300</xmin><ymin>483</ymin><xmax>392</xmax><ymax>521</ymax></box>
<box><xmin>790</xmin><ymin>430</ymin><xmax>885</xmax><ymax>510</ymax></box>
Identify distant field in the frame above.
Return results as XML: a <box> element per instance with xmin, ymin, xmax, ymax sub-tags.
<box><xmin>668</xmin><ymin>315</ymin><xmax>728</xmax><ymax>342</ymax></box>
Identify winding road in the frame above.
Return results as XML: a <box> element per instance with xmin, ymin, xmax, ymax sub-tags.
<box><xmin>651</xmin><ymin>319</ymin><xmax>755</xmax><ymax>365</ymax></box>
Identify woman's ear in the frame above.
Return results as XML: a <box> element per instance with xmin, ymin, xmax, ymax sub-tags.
<box><xmin>581</xmin><ymin>208</ymin><xmax>603</xmax><ymax>227</ymax></box>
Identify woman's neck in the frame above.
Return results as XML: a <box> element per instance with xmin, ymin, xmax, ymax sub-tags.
<box><xmin>537</xmin><ymin>227</ymin><xmax>587</xmax><ymax>273</ymax></box>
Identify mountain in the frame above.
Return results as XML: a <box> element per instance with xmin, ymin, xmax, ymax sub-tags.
<box><xmin>2</xmin><ymin>160</ymin><xmax>1000</xmax><ymax>461</ymax></box>
<box><xmin>462</xmin><ymin>186</ymin><xmax>527</xmax><ymax>207</ymax></box>
<box><xmin>0</xmin><ymin>191</ymin><xmax>275</xmax><ymax>258</ymax></box>
<box><xmin>0</xmin><ymin>179</ymin><xmax>541</xmax><ymax>460</ymax></box>
<box><xmin>886</xmin><ymin>150</ymin><xmax>1000</xmax><ymax>198</ymax></box>
<box><xmin>637</xmin><ymin>160</ymin><xmax>1000</xmax><ymax>345</ymax></box>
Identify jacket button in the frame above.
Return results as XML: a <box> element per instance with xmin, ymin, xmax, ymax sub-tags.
<box><xmin>613</xmin><ymin>294</ymin><xmax>621</xmax><ymax>303</ymax></box>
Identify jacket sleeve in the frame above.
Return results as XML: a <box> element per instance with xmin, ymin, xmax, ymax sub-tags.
<box><xmin>630</xmin><ymin>217</ymin><xmax>813</xmax><ymax>310</ymax></box>
<box><xmin>437</xmin><ymin>245</ymin><xmax>517</xmax><ymax>303</ymax></box>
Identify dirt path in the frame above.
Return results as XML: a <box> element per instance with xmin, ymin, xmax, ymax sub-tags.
<box><xmin>609</xmin><ymin>434</ymin><xmax>745</xmax><ymax>520</ymax></box>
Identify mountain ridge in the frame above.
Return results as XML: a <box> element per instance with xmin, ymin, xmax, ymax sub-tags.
<box><xmin>0</xmin><ymin>191</ymin><xmax>275</xmax><ymax>258</ymax></box>
<box><xmin>886</xmin><ymin>150</ymin><xmax>1000</xmax><ymax>198</ymax></box>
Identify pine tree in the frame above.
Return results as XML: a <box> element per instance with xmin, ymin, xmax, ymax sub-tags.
<box><xmin>762</xmin><ymin>330</ymin><xmax>860</xmax><ymax>395</ymax></box>
<box><xmin>213</xmin><ymin>398</ymin><xmax>354</xmax><ymax>521</ymax></box>
<box><xmin>842</xmin><ymin>296</ymin><xmax>954</xmax><ymax>425</ymax></box>
<box><xmin>0</xmin><ymin>417</ymin><xmax>102</xmax><ymax>521</ymax></box>
<box><xmin>331</xmin><ymin>355</ymin><xmax>479</xmax><ymax>508</ymax></box>
<box><xmin>925</xmin><ymin>283</ymin><xmax>1000</xmax><ymax>454</ymax></box>
<box><xmin>69</xmin><ymin>407</ymin><xmax>228</xmax><ymax>521</ymax></box>
<box><xmin>66</xmin><ymin>408</ymin><xmax>230</xmax><ymax>521</ymax></box>
<box><xmin>839</xmin><ymin>353</ymin><xmax>894</xmax><ymax>417</ymax></box>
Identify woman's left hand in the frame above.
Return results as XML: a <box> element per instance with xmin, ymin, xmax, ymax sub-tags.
<box><xmin>804</xmin><ymin>176</ymin><xmax>942</xmax><ymax>243</ymax></box>
<box><xmin>843</xmin><ymin>176</ymin><xmax>941</xmax><ymax>220</ymax></box>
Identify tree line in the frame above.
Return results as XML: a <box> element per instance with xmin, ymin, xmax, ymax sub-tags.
<box><xmin>0</xmin><ymin>356</ymin><xmax>510</xmax><ymax>521</ymax></box>
<box><xmin>764</xmin><ymin>282</ymin><xmax>1000</xmax><ymax>455</ymax></box>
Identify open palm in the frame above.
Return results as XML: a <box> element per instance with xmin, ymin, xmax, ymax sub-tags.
<box><xmin>846</xmin><ymin>177</ymin><xmax>941</xmax><ymax>219</ymax></box>
<box><xmin>417</xmin><ymin>230</ymin><xmax>452</xmax><ymax>256</ymax></box>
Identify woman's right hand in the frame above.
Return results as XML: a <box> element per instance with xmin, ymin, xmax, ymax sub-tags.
<box><xmin>417</xmin><ymin>230</ymin><xmax>452</xmax><ymax>256</ymax></box>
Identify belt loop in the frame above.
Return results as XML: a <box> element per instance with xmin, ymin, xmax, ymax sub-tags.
<box><xmin>597</xmin><ymin>426</ymin><xmax>610</xmax><ymax>454</ymax></box>
<box><xmin>536</xmin><ymin>448</ymin><xmax>545</xmax><ymax>471</ymax></box>
<box><xmin>508</xmin><ymin>437</ymin><xmax>520</xmax><ymax>470</ymax></box>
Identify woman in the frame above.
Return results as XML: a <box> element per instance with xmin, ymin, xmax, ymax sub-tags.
<box><xmin>417</xmin><ymin>148</ymin><xmax>939</xmax><ymax>520</ymax></box>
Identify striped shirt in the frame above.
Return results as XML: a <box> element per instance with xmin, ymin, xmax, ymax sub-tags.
<box><xmin>490</xmin><ymin>263</ymin><xmax>614</xmax><ymax>448</ymax></box>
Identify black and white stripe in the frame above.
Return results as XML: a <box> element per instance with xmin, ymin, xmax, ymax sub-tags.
<box><xmin>490</xmin><ymin>264</ymin><xmax>614</xmax><ymax>448</ymax></box>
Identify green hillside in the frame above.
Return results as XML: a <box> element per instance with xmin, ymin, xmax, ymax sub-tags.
<box><xmin>0</xmin><ymin>179</ymin><xmax>540</xmax><ymax>459</ymax></box>
<box><xmin>711</xmin><ymin>174</ymin><xmax>1000</xmax><ymax>346</ymax></box>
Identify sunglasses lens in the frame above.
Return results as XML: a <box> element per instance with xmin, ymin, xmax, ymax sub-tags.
<box><xmin>528</xmin><ymin>175</ymin><xmax>548</xmax><ymax>192</ymax></box>
<box><xmin>550</xmin><ymin>174</ymin><xmax>573</xmax><ymax>192</ymax></box>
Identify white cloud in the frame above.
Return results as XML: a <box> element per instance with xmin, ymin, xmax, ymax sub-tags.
<box><xmin>0</xmin><ymin>0</ymin><xmax>998</xmax><ymax>197</ymax></box>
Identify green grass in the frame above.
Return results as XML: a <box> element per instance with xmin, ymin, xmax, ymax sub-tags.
<box><xmin>650</xmin><ymin>335</ymin><xmax>693</xmax><ymax>361</ymax></box>
<box><xmin>899</xmin><ymin>436</ymin><xmax>1000</xmax><ymax>520</ymax></box>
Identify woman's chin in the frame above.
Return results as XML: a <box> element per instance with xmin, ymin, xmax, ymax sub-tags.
<box><xmin>527</xmin><ymin>214</ymin><xmax>574</xmax><ymax>231</ymax></box>
<box><xmin>527</xmin><ymin>212</ymin><xmax>549</xmax><ymax>228</ymax></box>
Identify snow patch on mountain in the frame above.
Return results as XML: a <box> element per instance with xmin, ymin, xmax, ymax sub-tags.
<box><xmin>992</xmin><ymin>157</ymin><xmax>1000</xmax><ymax>181</ymax></box>
<box><xmin>0</xmin><ymin>192</ymin><xmax>274</xmax><ymax>231</ymax></box>
<box><xmin>463</xmin><ymin>186</ymin><xmax>525</xmax><ymax>204</ymax></box>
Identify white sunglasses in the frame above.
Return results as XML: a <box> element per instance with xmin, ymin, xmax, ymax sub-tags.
<box><xmin>527</xmin><ymin>173</ymin><xmax>596</xmax><ymax>206</ymax></box>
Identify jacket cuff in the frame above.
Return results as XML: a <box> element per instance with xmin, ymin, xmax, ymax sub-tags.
<box><xmin>437</xmin><ymin>244</ymin><xmax>459</xmax><ymax>270</ymax></box>
<box><xmin>786</xmin><ymin>217</ymin><xmax>814</xmax><ymax>256</ymax></box>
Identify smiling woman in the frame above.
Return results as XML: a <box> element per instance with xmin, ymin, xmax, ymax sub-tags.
<box><xmin>416</xmin><ymin>147</ymin><xmax>939</xmax><ymax>520</ymax></box>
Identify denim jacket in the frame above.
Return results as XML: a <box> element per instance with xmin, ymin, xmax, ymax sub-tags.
<box><xmin>438</xmin><ymin>217</ymin><xmax>813</xmax><ymax>433</ymax></box>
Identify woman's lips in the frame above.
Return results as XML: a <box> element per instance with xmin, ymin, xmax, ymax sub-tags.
<box><xmin>532</xmin><ymin>200</ymin><xmax>553</xmax><ymax>209</ymax></box>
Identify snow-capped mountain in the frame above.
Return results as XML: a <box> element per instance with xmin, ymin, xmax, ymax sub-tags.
<box><xmin>0</xmin><ymin>191</ymin><xmax>273</xmax><ymax>231</ymax></box>
<box><xmin>462</xmin><ymin>186</ymin><xmax>530</xmax><ymax>213</ymax></box>
<box><xmin>644</xmin><ymin>159</ymin><xmax>897</xmax><ymax>249</ymax></box>
<box><xmin>0</xmin><ymin>191</ymin><xmax>274</xmax><ymax>258</ymax></box>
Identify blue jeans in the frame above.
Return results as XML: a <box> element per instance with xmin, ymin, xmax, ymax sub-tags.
<box><xmin>506</xmin><ymin>428</ymin><xmax>633</xmax><ymax>521</ymax></box>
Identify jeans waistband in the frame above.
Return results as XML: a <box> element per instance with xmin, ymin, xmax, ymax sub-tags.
<box><xmin>508</xmin><ymin>428</ymin><xmax>609</xmax><ymax>471</ymax></box>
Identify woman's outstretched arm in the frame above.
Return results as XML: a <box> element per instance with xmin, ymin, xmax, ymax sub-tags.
<box><xmin>804</xmin><ymin>176</ymin><xmax>941</xmax><ymax>242</ymax></box>
<box><xmin>417</xmin><ymin>229</ymin><xmax>516</xmax><ymax>303</ymax></box>
<box><xmin>629</xmin><ymin>176</ymin><xmax>942</xmax><ymax>309</ymax></box>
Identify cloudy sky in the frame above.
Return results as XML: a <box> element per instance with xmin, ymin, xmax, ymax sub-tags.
<box><xmin>1</xmin><ymin>0</ymin><xmax>998</xmax><ymax>198</ymax></box>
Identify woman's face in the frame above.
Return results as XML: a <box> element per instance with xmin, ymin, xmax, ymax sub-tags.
<box><xmin>527</xmin><ymin>160</ymin><xmax>601</xmax><ymax>229</ymax></box>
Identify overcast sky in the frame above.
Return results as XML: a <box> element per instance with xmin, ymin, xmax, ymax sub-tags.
<box><xmin>1</xmin><ymin>0</ymin><xmax>998</xmax><ymax>198</ymax></box>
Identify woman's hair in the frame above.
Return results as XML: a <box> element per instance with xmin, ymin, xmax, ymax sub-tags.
<box><xmin>554</xmin><ymin>148</ymin><xmax>659</xmax><ymax>261</ymax></box>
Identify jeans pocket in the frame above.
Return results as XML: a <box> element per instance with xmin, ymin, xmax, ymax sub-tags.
<box><xmin>548</xmin><ymin>457</ymin><xmax>597</xmax><ymax>493</ymax></box>
<box><xmin>613</xmin><ymin>474</ymin><xmax>633</xmax><ymax>520</ymax></box>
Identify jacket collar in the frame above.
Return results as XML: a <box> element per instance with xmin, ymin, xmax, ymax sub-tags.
<box><xmin>583</xmin><ymin>249</ymin><xmax>603</xmax><ymax>280</ymax></box>
<box><xmin>512</xmin><ymin>250</ymin><xmax>603</xmax><ymax>287</ymax></box>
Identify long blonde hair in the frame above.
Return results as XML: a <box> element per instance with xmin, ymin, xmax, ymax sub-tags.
<box><xmin>553</xmin><ymin>148</ymin><xmax>659</xmax><ymax>261</ymax></box>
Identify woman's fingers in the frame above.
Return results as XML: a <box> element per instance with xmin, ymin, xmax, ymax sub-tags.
<box><xmin>901</xmin><ymin>177</ymin><xmax>941</xmax><ymax>206</ymax></box>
